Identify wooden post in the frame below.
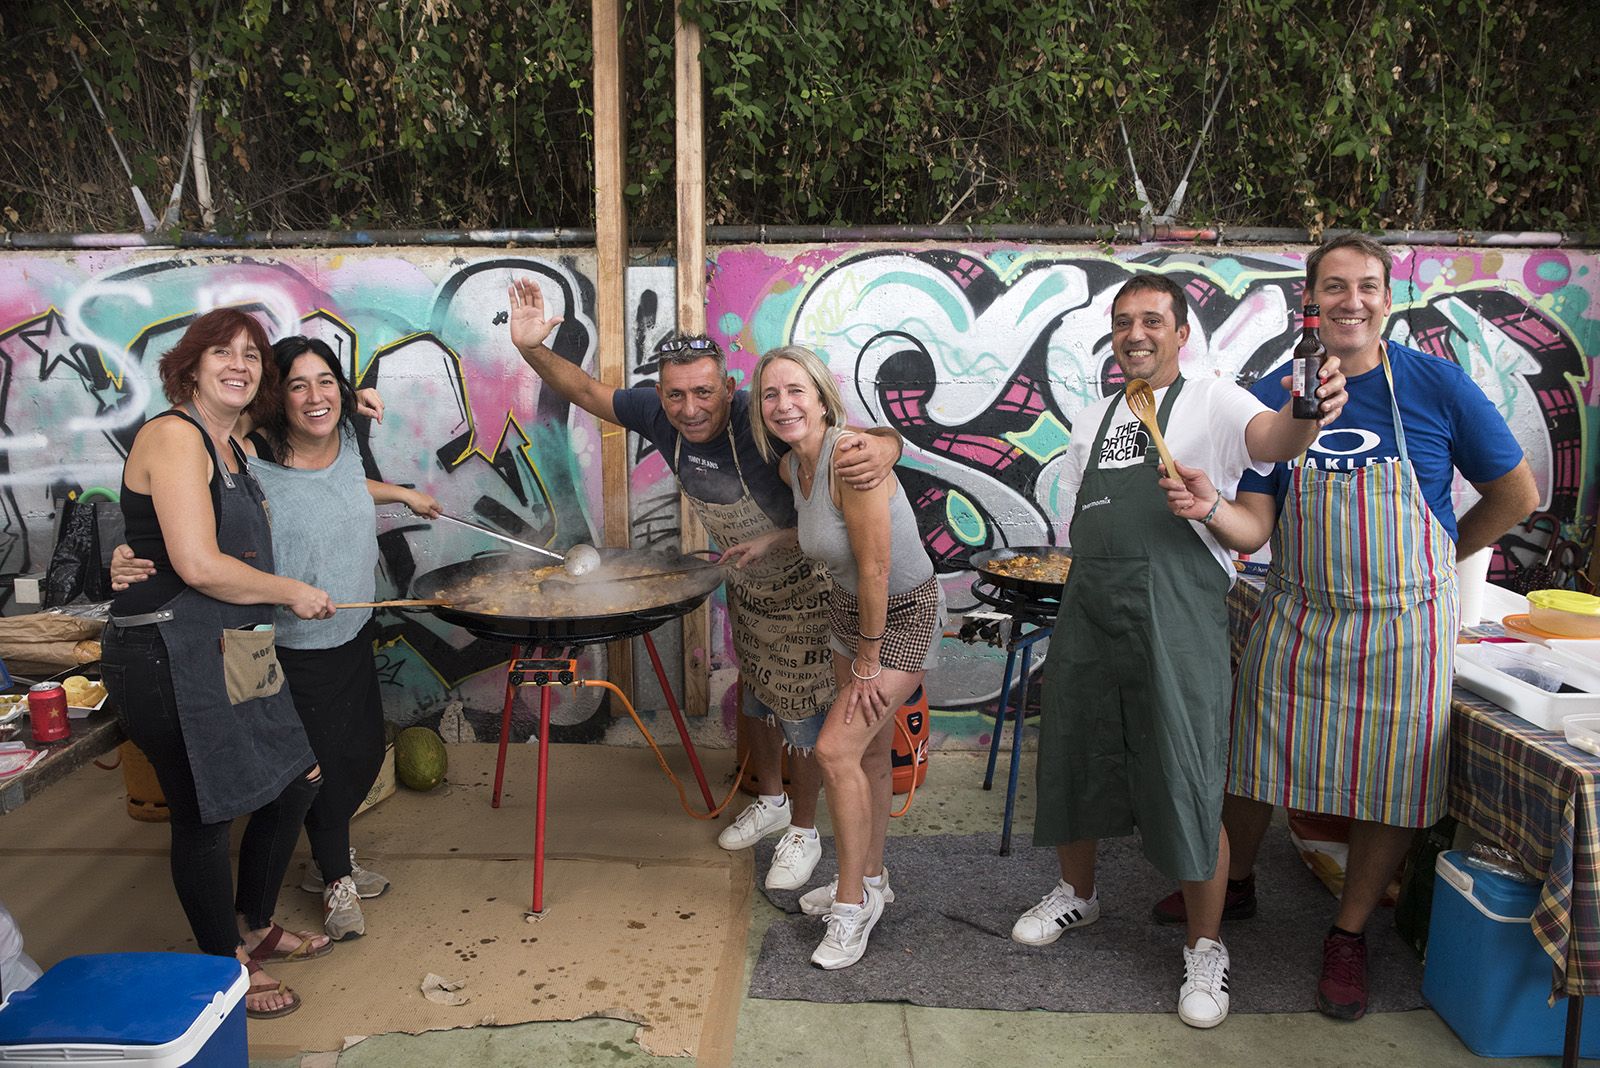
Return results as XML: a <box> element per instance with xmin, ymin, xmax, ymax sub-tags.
<box><xmin>675</xmin><ymin>2</ymin><xmax>711</xmax><ymax>716</ymax></box>
<box><xmin>593</xmin><ymin>0</ymin><xmax>633</xmax><ymax>696</ymax></box>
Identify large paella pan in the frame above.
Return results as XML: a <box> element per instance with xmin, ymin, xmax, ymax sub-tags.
<box><xmin>411</xmin><ymin>549</ymin><xmax>723</xmax><ymax>644</ymax></box>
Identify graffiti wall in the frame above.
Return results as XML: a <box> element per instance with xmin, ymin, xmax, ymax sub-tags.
<box><xmin>2</xmin><ymin>244</ymin><xmax>1595</xmax><ymax>747</ymax></box>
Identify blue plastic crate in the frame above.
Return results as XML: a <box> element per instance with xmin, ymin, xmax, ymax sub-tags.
<box><xmin>1423</xmin><ymin>850</ymin><xmax>1600</xmax><ymax>1058</ymax></box>
<box><xmin>0</xmin><ymin>953</ymin><xmax>247</xmax><ymax>1066</ymax></box>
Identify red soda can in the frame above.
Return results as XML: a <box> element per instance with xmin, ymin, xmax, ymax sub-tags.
<box><xmin>28</xmin><ymin>682</ymin><xmax>70</xmax><ymax>744</ymax></box>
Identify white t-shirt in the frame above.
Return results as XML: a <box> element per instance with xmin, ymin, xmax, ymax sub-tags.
<box><xmin>1059</xmin><ymin>376</ymin><xmax>1273</xmax><ymax>582</ymax></box>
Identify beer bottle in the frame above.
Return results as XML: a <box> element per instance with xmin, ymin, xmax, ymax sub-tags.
<box><xmin>1291</xmin><ymin>302</ymin><xmax>1326</xmax><ymax>420</ymax></box>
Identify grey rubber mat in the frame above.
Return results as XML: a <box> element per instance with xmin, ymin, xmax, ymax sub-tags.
<box><xmin>749</xmin><ymin>831</ymin><xmax>1425</xmax><ymax>1013</ymax></box>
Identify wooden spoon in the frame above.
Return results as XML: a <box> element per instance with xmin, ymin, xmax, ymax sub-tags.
<box><xmin>1124</xmin><ymin>378</ymin><xmax>1179</xmax><ymax>475</ymax></box>
<box><xmin>333</xmin><ymin>598</ymin><xmax>451</xmax><ymax>609</ymax></box>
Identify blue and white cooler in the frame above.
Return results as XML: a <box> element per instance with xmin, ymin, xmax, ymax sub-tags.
<box><xmin>1424</xmin><ymin>849</ymin><xmax>1600</xmax><ymax>1057</ymax></box>
<box><xmin>0</xmin><ymin>953</ymin><xmax>247</xmax><ymax>1066</ymax></box>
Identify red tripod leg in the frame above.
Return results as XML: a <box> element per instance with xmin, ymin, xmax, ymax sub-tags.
<box><xmin>642</xmin><ymin>633</ymin><xmax>715</xmax><ymax>811</ymax></box>
<box><xmin>531</xmin><ymin>683</ymin><xmax>552</xmax><ymax>914</ymax></box>
<box><xmin>490</xmin><ymin>644</ymin><xmax>522</xmax><ymax>808</ymax></box>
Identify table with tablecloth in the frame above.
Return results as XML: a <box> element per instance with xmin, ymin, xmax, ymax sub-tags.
<box><xmin>1227</xmin><ymin>576</ymin><xmax>1600</xmax><ymax>999</ymax></box>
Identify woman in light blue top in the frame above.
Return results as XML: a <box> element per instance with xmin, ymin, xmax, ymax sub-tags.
<box><xmin>244</xmin><ymin>336</ymin><xmax>439</xmax><ymax>941</ymax></box>
<box><xmin>746</xmin><ymin>344</ymin><xmax>943</xmax><ymax>972</ymax></box>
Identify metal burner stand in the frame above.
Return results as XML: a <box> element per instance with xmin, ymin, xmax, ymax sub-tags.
<box><xmin>967</xmin><ymin>577</ymin><xmax>1060</xmax><ymax>855</ymax></box>
<box><xmin>489</xmin><ymin>631</ymin><xmax>716</xmax><ymax>915</ymax></box>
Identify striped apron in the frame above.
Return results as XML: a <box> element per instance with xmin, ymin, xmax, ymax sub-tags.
<box><xmin>1228</xmin><ymin>354</ymin><xmax>1458</xmax><ymax>828</ymax></box>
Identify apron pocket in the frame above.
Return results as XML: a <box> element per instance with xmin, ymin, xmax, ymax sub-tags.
<box><xmin>221</xmin><ymin>626</ymin><xmax>285</xmax><ymax>705</ymax></box>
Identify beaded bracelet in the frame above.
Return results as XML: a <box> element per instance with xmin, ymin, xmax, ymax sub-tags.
<box><xmin>1200</xmin><ymin>496</ymin><xmax>1223</xmax><ymax>525</ymax></box>
<box><xmin>851</xmin><ymin>658</ymin><xmax>882</xmax><ymax>681</ymax></box>
<box><xmin>857</xmin><ymin>630</ymin><xmax>886</xmax><ymax>642</ymax></box>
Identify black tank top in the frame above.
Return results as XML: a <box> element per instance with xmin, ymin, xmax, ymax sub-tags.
<box><xmin>112</xmin><ymin>411</ymin><xmax>234</xmax><ymax>616</ymax></box>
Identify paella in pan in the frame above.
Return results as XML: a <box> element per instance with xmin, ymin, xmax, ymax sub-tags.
<box><xmin>968</xmin><ymin>546</ymin><xmax>1073</xmax><ymax>599</ymax></box>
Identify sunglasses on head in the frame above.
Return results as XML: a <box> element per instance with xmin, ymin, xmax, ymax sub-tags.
<box><xmin>656</xmin><ymin>337</ymin><xmax>720</xmax><ymax>355</ymax></box>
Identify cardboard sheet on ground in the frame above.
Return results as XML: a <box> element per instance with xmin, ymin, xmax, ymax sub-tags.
<box><xmin>0</xmin><ymin>743</ymin><xmax>749</xmax><ymax>1060</ymax></box>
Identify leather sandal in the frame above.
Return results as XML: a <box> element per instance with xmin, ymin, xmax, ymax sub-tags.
<box><xmin>247</xmin><ymin>922</ymin><xmax>333</xmax><ymax>964</ymax></box>
<box><xmin>244</xmin><ymin>959</ymin><xmax>302</xmax><ymax>1020</ymax></box>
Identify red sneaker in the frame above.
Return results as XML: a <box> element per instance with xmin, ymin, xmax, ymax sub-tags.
<box><xmin>1317</xmin><ymin>931</ymin><xmax>1369</xmax><ymax>1020</ymax></box>
<box><xmin>1149</xmin><ymin>873</ymin><xmax>1258</xmax><ymax>925</ymax></box>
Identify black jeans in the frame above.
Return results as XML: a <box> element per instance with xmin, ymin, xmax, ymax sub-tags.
<box><xmin>280</xmin><ymin>620</ymin><xmax>386</xmax><ymax>883</ymax></box>
<box><xmin>101</xmin><ymin>623</ymin><xmax>320</xmax><ymax>956</ymax></box>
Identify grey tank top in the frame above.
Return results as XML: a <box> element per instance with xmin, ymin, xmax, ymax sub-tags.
<box><xmin>790</xmin><ymin>427</ymin><xmax>933</xmax><ymax>597</ymax></box>
<box><xmin>246</xmin><ymin>427</ymin><xmax>379</xmax><ymax>649</ymax></box>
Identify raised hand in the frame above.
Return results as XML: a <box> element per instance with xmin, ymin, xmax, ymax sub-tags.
<box><xmin>508</xmin><ymin>278</ymin><xmax>565</xmax><ymax>353</ymax></box>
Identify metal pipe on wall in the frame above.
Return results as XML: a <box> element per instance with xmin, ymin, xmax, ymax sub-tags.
<box><xmin>8</xmin><ymin>225</ymin><xmax>1597</xmax><ymax>250</ymax></box>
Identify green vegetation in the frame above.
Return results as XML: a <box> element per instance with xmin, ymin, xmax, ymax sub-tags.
<box><xmin>2</xmin><ymin>1</ymin><xmax>1592</xmax><ymax>234</ymax></box>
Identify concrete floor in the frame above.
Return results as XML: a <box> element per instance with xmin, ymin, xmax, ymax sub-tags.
<box><xmin>253</xmin><ymin>749</ymin><xmax>1564</xmax><ymax>1068</ymax></box>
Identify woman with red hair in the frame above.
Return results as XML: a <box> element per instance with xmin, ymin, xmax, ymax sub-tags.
<box><xmin>101</xmin><ymin>308</ymin><xmax>336</xmax><ymax>1020</ymax></box>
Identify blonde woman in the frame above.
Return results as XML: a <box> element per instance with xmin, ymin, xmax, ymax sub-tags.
<box><xmin>746</xmin><ymin>344</ymin><xmax>943</xmax><ymax>970</ymax></box>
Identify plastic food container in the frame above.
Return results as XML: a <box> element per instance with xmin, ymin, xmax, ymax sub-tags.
<box><xmin>1528</xmin><ymin>589</ymin><xmax>1600</xmax><ymax>638</ymax></box>
<box><xmin>1563</xmin><ymin>713</ymin><xmax>1600</xmax><ymax>757</ymax></box>
<box><xmin>1472</xmin><ymin>642</ymin><xmax>1566</xmax><ymax>692</ymax></box>
<box><xmin>1453</xmin><ymin>642</ymin><xmax>1600</xmax><ymax>730</ymax></box>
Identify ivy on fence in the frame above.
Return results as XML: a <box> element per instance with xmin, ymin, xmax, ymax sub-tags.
<box><xmin>0</xmin><ymin>0</ymin><xmax>1592</xmax><ymax>234</ymax></box>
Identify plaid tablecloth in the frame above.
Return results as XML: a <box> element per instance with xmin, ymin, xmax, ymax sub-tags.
<box><xmin>1228</xmin><ymin>576</ymin><xmax>1600</xmax><ymax>998</ymax></box>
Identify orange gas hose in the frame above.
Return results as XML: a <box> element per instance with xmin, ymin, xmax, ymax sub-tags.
<box><xmin>890</xmin><ymin>712</ymin><xmax>920</xmax><ymax>818</ymax></box>
<box><xmin>582</xmin><ymin>679</ymin><xmax>923</xmax><ymax>820</ymax></box>
<box><xmin>581</xmin><ymin>680</ymin><xmax>750</xmax><ymax>820</ymax></box>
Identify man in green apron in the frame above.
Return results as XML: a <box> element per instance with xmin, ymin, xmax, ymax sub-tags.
<box><xmin>1016</xmin><ymin>273</ymin><xmax>1347</xmax><ymax>1030</ymax></box>
<box><xmin>506</xmin><ymin>278</ymin><xmax>900</xmax><ymax>893</ymax></box>
<box><xmin>1157</xmin><ymin>235</ymin><xmax>1537</xmax><ymax>1020</ymax></box>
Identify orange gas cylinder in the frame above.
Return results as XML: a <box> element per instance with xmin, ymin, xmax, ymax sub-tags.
<box><xmin>891</xmin><ymin>685</ymin><xmax>930</xmax><ymax>794</ymax></box>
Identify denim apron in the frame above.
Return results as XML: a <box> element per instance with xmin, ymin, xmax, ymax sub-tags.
<box><xmin>1033</xmin><ymin>378</ymin><xmax>1233</xmax><ymax>881</ymax></box>
<box><xmin>133</xmin><ymin>409</ymin><xmax>314</xmax><ymax>823</ymax></box>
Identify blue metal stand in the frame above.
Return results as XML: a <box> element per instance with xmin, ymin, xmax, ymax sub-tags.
<box><xmin>981</xmin><ymin>625</ymin><xmax>1051</xmax><ymax>855</ymax></box>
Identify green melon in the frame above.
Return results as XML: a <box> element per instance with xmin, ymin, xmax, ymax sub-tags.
<box><xmin>395</xmin><ymin>727</ymin><xmax>447</xmax><ymax>791</ymax></box>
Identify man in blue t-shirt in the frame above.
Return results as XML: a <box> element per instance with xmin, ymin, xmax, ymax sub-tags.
<box><xmin>1156</xmin><ymin>234</ymin><xmax>1538</xmax><ymax>1021</ymax></box>
<box><xmin>506</xmin><ymin>278</ymin><xmax>900</xmax><ymax>895</ymax></box>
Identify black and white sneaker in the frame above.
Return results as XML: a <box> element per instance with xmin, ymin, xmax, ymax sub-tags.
<box><xmin>1178</xmin><ymin>937</ymin><xmax>1231</xmax><ymax>1028</ymax></box>
<box><xmin>1010</xmin><ymin>879</ymin><xmax>1100</xmax><ymax>946</ymax></box>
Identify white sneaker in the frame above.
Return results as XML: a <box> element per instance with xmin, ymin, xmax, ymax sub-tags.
<box><xmin>764</xmin><ymin>830</ymin><xmax>823</xmax><ymax>891</ymax></box>
<box><xmin>323</xmin><ymin>875</ymin><xmax>366</xmax><ymax>941</ymax></box>
<box><xmin>1010</xmin><ymin>880</ymin><xmax>1100</xmax><ymax>946</ymax></box>
<box><xmin>1179</xmin><ymin>937</ymin><xmax>1231</xmax><ymax>1028</ymax></box>
<box><xmin>717</xmin><ymin>797</ymin><xmax>791</xmax><ymax>851</ymax></box>
<box><xmin>300</xmin><ymin>848</ymin><xmax>391</xmax><ymax>899</ymax></box>
<box><xmin>811</xmin><ymin>883</ymin><xmax>884</xmax><ymax>970</ymax></box>
<box><xmin>799</xmin><ymin>868</ymin><xmax>896</xmax><ymax>916</ymax></box>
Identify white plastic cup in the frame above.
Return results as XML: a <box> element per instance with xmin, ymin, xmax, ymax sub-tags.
<box><xmin>1457</xmin><ymin>547</ymin><xmax>1493</xmax><ymax>628</ymax></box>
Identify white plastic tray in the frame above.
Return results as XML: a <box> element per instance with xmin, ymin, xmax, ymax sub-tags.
<box><xmin>1545</xmin><ymin>639</ymin><xmax>1600</xmax><ymax>664</ymax></box>
<box><xmin>1454</xmin><ymin>642</ymin><xmax>1600</xmax><ymax>730</ymax></box>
